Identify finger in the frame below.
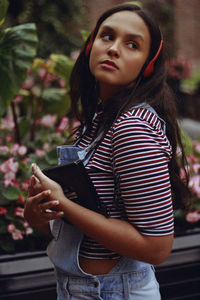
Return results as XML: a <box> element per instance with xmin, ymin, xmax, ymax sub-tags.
<box><xmin>31</xmin><ymin>163</ymin><xmax>48</xmax><ymax>184</ymax></box>
<box><xmin>30</xmin><ymin>189</ymin><xmax>51</xmax><ymax>205</ymax></box>
<box><xmin>40</xmin><ymin>200</ymin><xmax>60</xmax><ymax>211</ymax></box>
<box><xmin>28</xmin><ymin>175</ymin><xmax>37</xmax><ymax>197</ymax></box>
<box><xmin>41</xmin><ymin>210</ymin><xmax>64</xmax><ymax>221</ymax></box>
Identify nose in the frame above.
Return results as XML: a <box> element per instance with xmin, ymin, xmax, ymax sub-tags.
<box><xmin>107</xmin><ymin>41</ymin><xmax>120</xmax><ymax>57</ymax></box>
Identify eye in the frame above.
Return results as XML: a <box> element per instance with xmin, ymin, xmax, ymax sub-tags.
<box><xmin>101</xmin><ymin>33</ymin><xmax>113</xmax><ymax>41</ymax></box>
<box><xmin>127</xmin><ymin>41</ymin><xmax>138</xmax><ymax>49</ymax></box>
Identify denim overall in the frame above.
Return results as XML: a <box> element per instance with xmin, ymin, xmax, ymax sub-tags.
<box><xmin>47</xmin><ymin>104</ymin><xmax>163</xmax><ymax>300</ymax></box>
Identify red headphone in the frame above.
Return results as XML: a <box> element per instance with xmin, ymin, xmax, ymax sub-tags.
<box><xmin>85</xmin><ymin>29</ymin><xmax>163</xmax><ymax>78</ymax></box>
<box><xmin>143</xmin><ymin>39</ymin><xmax>163</xmax><ymax>77</ymax></box>
<box><xmin>85</xmin><ymin>28</ymin><xmax>96</xmax><ymax>56</ymax></box>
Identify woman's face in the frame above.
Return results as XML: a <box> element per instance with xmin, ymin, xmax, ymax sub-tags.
<box><xmin>89</xmin><ymin>10</ymin><xmax>151</xmax><ymax>100</ymax></box>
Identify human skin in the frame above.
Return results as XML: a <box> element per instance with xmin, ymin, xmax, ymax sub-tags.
<box><xmin>24</xmin><ymin>11</ymin><xmax>173</xmax><ymax>274</ymax></box>
<box><xmin>89</xmin><ymin>10</ymin><xmax>150</xmax><ymax>102</ymax></box>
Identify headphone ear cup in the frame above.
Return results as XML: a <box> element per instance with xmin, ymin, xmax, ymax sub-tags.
<box><xmin>143</xmin><ymin>39</ymin><xmax>163</xmax><ymax>78</ymax></box>
<box><xmin>143</xmin><ymin>61</ymin><xmax>154</xmax><ymax>77</ymax></box>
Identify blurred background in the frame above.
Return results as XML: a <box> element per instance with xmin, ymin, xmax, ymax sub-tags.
<box><xmin>0</xmin><ymin>0</ymin><xmax>200</xmax><ymax>256</ymax></box>
<box><xmin>0</xmin><ymin>1</ymin><xmax>200</xmax><ymax>299</ymax></box>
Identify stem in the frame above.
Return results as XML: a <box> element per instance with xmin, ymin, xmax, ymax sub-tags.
<box><xmin>30</xmin><ymin>96</ymin><xmax>40</xmax><ymax>142</ymax></box>
<box><xmin>11</xmin><ymin>101</ymin><xmax>21</xmax><ymax>144</ymax></box>
<box><xmin>30</xmin><ymin>71</ymin><xmax>48</xmax><ymax>142</ymax></box>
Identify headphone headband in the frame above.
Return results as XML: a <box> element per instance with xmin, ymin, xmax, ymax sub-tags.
<box><xmin>85</xmin><ymin>28</ymin><xmax>96</xmax><ymax>56</ymax></box>
<box><xmin>143</xmin><ymin>39</ymin><xmax>163</xmax><ymax>77</ymax></box>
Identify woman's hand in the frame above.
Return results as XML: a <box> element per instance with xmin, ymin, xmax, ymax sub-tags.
<box><xmin>31</xmin><ymin>163</ymin><xmax>66</xmax><ymax>203</ymax></box>
<box><xmin>24</xmin><ymin>166</ymin><xmax>64</xmax><ymax>233</ymax></box>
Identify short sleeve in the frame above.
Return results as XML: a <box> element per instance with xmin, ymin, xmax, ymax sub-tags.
<box><xmin>112</xmin><ymin>116</ymin><xmax>174</xmax><ymax>236</ymax></box>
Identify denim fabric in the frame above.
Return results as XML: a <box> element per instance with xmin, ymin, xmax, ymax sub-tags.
<box><xmin>47</xmin><ymin>129</ymin><xmax>161</xmax><ymax>300</ymax></box>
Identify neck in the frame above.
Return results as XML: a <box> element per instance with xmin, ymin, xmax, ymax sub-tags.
<box><xmin>99</xmin><ymin>83</ymin><xmax>122</xmax><ymax>104</ymax></box>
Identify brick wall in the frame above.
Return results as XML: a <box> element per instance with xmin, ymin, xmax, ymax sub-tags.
<box><xmin>174</xmin><ymin>0</ymin><xmax>200</xmax><ymax>64</ymax></box>
<box><xmin>83</xmin><ymin>0</ymin><xmax>200</xmax><ymax>65</ymax></box>
<box><xmin>83</xmin><ymin>0</ymin><xmax>126</xmax><ymax>27</ymax></box>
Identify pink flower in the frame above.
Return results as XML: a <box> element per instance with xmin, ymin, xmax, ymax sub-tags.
<box><xmin>18</xmin><ymin>145</ymin><xmax>27</xmax><ymax>156</ymax></box>
<box><xmin>38</xmin><ymin>68</ymin><xmax>47</xmax><ymax>80</ymax></box>
<box><xmin>57</xmin><ymin>117</ymin><xmax>69</xmax><ymax>132</ymax></box>
<box><xmin>6</xmin><ymin>135</ymin><xmax>13</xmax><ymax>143</ymax></box>
<box><xmin>180</xmin><ymin>165</ymin><xmax>190</xmax><ymax>180</ymax></box>
<box><xmin>193</xmin><ymin>141</ymin><xmax>200</xmax><ymax>153</ymax></box>
<box><xmin>43</xmin><ymin>143</ymin><xmax>50</xmax><ymax>152</ymax></box>
<box><xmin>35</xmin><ymin>148</ymin><xmax>45</xmax><ymax>157</ymax></box>
<box><xmin>24</xmin><ymin>222</ymin><xmax>33</xmax><ymax>235</ymax></box>
<box><xmin>187</xmin><ymin>154</ymin><xmax>198</xmax><ymax>164</ymax></box>
<box><xmin>0</xmin><ymin>158</ymin><xmax>19</xmax><ymax>174</ymax></box>
<box><xmin>0</xmin><ymin>207</ymin><xmax>7</xmax><ymax>215</ymax></box>
<box><xmin>192</xmin><ymin>163</ymin><xmax>200</xmax><ymax>174</ymax></box>
<box><xmin>18</xmin><ymin>195</ymin><xmax>25</xmax><ymax>204</ymax></box>
<box><xmin>43</xmin><ymin>73</ymin><xmax>57</xmax><ymax>88</ymax></box>
<box><xmin>58</xmin><ymin>78</ymin><xmax>66</xmax><ymax>88</ymax></box>
<box><xmin>25</xmin><ymin>227</ymin><xmax>33</xmax><ymax>235</ymax></box>
<box><xmin>186</xmin><ymin>210</ymin><xmax>200</xmax><ymax>223</ymax></box>
<box><xmin>0</xmin><ymin>146</ymin><xmax>9</xmax><ymax>155</ymax></box>
<box><xmin>12</xmin><ymin>95</ymin><xmax>23</xmax><ymax>104</ymax></box>
<box><xmin>14</xmin><ymin>207</ymin><xmax>24</xmax><ymax>218</ymax></box>
<box><xmin>10</xmin><ymin>144</ymin><xmax>19</xmax><ymax>155</ymax></box>
<box><xmin>39</xmin><ymin>114</ymin><xmax>57</xmax><ymax>128</ymax></box>
<box><xmin>0</xmin><ymin>117</ymin><xmax>15</xmax><ymax>131</ymax></box>
<box><xmin>21</xmin><ymin>182</ymin><xmax>29</xmax><ymax>191</ymax></box>
<box><xmin>7</xmin><ymin>224</ymin><xmax>24</xmax><ymax>240</ymax></box>
<box><xmin>12</xmin><ymin>229</ymin><xmax>24</xmax><ymax>240</ymax></box>
<box><xmin>166</xmin><ymin>56</ymin><xmax>192</xmax><ymax>80</ymax></box>
<box><xmin>189</xmin><ymin>175</ymin><xmax>200</xmax><ymax>198</ymax></box>
<box><xmin>7</xmin><ymin>224</ymin><xmax>16</xmax><ymax>233</ymax></box>
<box><xmin>22</xmin><ymin>77</ymin><xmax>35</xmax><ymax>89</ymax></box>
<box><xmin>4</xmin><ymin>176</ymin><xmax>15</xmax><ymax>187</ymax></box>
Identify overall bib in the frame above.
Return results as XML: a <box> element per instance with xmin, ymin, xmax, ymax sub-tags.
<box><xmin>47</xmin><ymin>104</ymin><xmax>163</xmax><ymax>300</ymax></box>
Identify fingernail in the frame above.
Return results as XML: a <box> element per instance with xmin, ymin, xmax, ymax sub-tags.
<box><xmin>31</xmin><ymin>163</ymin><xmax>37</xmax><ymax>171</ymax></box>
<box><xmin>46</xmin><ymin>190</ymin><xmax>51</xmax><ymax>194</ymax></box>
<box><xmin>53</xmin><ymin>200</ymin><xmax>59</xmax><ymax>205</ymax></box>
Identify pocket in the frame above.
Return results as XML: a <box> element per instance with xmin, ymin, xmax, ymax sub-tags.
<box><xmin>50</xmin><ymin>218</ymin><xmax>63</xmax><ymax>241</ymax></box>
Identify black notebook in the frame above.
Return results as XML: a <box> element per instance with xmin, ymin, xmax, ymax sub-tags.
<box><xmin>43</xmin><ymin>160</ymin><xmax>107</xmax><ymax>216</ymax></box>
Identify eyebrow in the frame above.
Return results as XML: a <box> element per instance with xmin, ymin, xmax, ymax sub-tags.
<box><xmin>100</xmin><ymin>25</ymin><xmax>144</xmax><ymax>42</ymax></box>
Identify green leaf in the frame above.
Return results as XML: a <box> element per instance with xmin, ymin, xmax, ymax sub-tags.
<box><xmin>50</xmin><ymin>54</ymin><xmax>74</xmax><ymax>89</ymax></box>
<box><xmin>0</xmin><ymin>237</ymin><xmax>15</xmax><ymax>253</ymax></box>
<box><xmin>0</xmin><ymin>23</ymin><xmax>38</xmax><ymax>116</ymax></box>
<box><xmin>18</xmin><ymin>118</ymin><xmax>32</xmax><ymax>139</ymax></box>
<box><xmin>44</xmin><ymin>93</ymin><xmax>71</xmax><ymax>118</ymax></box>
<box><xmin>180</xmin><ymin>127</ymin><xmax>193</xmax><ymax>156</ymax></box>
<box><xmin>80</xmin><ymin>29</ymin><xmax>90</xmax><ymax>42</ymax></box>
<box><xmin>0</xmin><ymin>196</ymin><xmax>9</xmax><ymax>205</ymax></box>
<box><xmin>0</xmin><ymin>223</ymin><xmax>7</xmax><ymax>234</ymax></box>
<box><xmin>0</xmin><ymin>0</ymin><xmax>9</xmax><ymax>27</ymax></box>
<box><xmin>2</xmin><ymin>186</ymin><xmax>20</xmax><ymax>200</ymax></box>
<box><xmin>174</xmin><ymin>209</ymin><xmax>185</xmax><ymax>219</ymax></box>
<box><xmin>42</xmin><ymin>88</ymin><xmax>67</xmax><ymax>102</ymax></box>
<box><xmin>46</xmin><ymin>148</ymin><xmax>58</xmax><ymax>165</ymax></box>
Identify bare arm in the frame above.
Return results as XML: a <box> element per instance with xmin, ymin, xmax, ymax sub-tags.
<box><xmin>31</xmin><ymin>163</ymin><xmax>173</xmax><ymax>265</ymax></box>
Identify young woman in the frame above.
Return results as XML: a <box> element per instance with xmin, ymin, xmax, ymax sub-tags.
<box><xmin>24</xmin><ymin>3</ymin><xmax>189</xmax><ymax>299</ymax></box>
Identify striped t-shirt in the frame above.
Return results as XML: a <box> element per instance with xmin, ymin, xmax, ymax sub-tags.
<box><xmin>77</xmin><ymin>105</ymin><xmax>174</xmax><ymax>259</ymax></box>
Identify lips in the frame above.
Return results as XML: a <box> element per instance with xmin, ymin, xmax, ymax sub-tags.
<box><xmin>100</xmin><ymin>60</ymin><xmax>119</xmax><ymax>70</ymax></box>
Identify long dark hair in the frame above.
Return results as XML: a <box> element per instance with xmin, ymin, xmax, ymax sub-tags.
<box><xmin>70</xmin><ymin>3</ymin><xmax>190</xmax><ymax>209</ymax></box>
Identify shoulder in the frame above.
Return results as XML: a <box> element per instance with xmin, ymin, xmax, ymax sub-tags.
<box><xmin>111</xmin><ymin>105</ymin><xmax>172</xmax><ymax>158</ymax></box>
<box><xmin>113</xmin><ymin>105</ymin><xmax>165</xmax><ymax>134</ymax></box>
